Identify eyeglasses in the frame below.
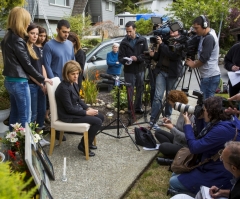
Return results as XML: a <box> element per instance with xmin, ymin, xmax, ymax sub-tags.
<box><xmin>218</xmin><ymin>149</ymin><xmax>234</xmax><ymax>166</ymax></box>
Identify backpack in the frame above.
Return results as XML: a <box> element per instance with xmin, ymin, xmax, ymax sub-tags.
<box><xmin>134</xmin><ymin>127</ymin><xmax>157</xmax><ymax>148</ymax></box>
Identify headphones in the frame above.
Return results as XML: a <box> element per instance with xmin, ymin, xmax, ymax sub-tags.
<box><xmin>200</xmin><ymin>15</ymin><xmax>208</xmax><ymax>29</ymax></box>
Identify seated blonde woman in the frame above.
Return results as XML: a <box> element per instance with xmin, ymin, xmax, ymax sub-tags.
<box><xmin>55</xmin><ymin>60</ymin><xmax>104</xmax><ymax>157</ymax></box>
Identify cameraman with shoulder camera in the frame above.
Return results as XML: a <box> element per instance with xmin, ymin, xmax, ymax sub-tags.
<box><xmin>185</xmin><ymin>15</ymin><xmax>220</xmax><ymax>100</ymax></box>
<box><xmin>149</xmin><ymin>30</ymin><xmax>183</xmax><ymax>130</ymax></box>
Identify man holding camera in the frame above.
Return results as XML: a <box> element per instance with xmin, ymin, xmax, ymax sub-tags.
<box><xmin>185</xmin><ymin>15</ymin><xmax>220</xmax><ymax>100</ymax></box>
<box><xmin>118</xmin><ymin>21</ymin><xmax>148</xmax><ymax>114</ymax></box>
<box><xmin>149</xmin><ymin>31</ymin><xmax>183</xmax><ymax>130</ymax></box>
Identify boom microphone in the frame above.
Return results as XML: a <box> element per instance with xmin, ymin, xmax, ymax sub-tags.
<box><xmin>102</xmin><ymin>80</ymin><xmax>115</xmax><ymax>85</ymax></box>
<box><xmin>100</xmin><ymin>73</ymin><xmax>116</xmax><ymax>80</ymax></box>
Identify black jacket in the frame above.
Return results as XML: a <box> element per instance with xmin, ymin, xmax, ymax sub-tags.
<box><xmin>229</xmin><ymin>178</ymin><xmax>240</xmax><ymax>199</ymax></box>
<box><xmin>1</xmin><ymin>29</ymin><xmax>44</xmax><ymax>83</ymax></box>
<box><xmin>75</xmin><ymin>49</ymin><xmax>86</xmax><ymax>71</ymax></box>
<box><xmin>118</xmin><ymin>34</ymin><xmax>148</xmax><ymax>74</ymax></box>
<box><xmin>224</xmin><ymin>43</ymin><xmax>240</xmax><ymax>71</ymax></box>
<box><xmin>55</xmin><ymin>80</ymin><xmax>88</xmax><ymax>123</ymax></box>
<box><xmin>153</xmin><ymin>42</ymin><xmax>183</xmax><ymax>78</ymax></box>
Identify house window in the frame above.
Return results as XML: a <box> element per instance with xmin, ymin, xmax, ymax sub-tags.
<box><xmin>119</xmin><ymin>19</ymin><xmax>123</xmax><ymax>26</ymax></box>
<box><xmin>106</xmin><ymin>1</ymin><xmax>112</xmax><ymax>11</ymax></box>
<box><xmin>49</xmin><ymin>0</ymin><xmax>70</xmax><ymax>7</ymax></box>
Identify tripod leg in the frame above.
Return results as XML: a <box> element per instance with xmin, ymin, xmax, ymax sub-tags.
<box><xmin>118</xmin><ymin>119</ymin><xmax>140</xmax><ymax>151</ymax></box>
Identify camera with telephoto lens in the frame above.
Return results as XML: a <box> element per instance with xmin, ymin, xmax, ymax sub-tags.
<box><xmin>174</xmin><ymin>90</ymin><xmax>204</xmax><ymax>118</ymax></box>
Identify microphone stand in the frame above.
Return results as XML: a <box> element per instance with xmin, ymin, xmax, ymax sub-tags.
<box><xmin>97</xmin><ymin>80</ymin><xmax>140</xmax><ymax>151</ymax></box>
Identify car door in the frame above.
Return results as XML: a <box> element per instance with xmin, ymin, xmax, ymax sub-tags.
<box><xmin>84</xmin><ymin>44</ymin><xmax>113</xmax><ymax>81</ymax></box>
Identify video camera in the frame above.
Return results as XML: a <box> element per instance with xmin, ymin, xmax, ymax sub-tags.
<box><xmin>148</xmin><ymin>17</ymin><xmax>200</xmax><ymax>60</ymax></box>
<box><xmin>174</xmin><ymin>90</ymin><xmax>204</xmax><ymax>118</ymax></box>
<box><xmin>149</xmin><ymin>17</ymin><xmax>184</xmax><ymax>44</ymax></box>
<box><xmin>169</xmin><ymin>28</ymin><xmax>200</xmax><ymax>61</ymax></box>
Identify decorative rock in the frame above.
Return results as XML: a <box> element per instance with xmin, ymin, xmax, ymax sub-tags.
<box><xmin>101</xmin><ymin>102</ymin><xmax>105</xmax><ymax>105</ymax></box>
<box><xmin>86</xmin><ymin>104</ymin><xmax>91</xmax><ymax>106</ymax></box>
<box><xmin>124</xmin><ymin>108</ymin><xmax>128</xmax><ymax>111</ymax></box>
<box><xmin>119</xmin><ymin>110</ymin><xmax>125</xmax><ymax>114</ymax></box>
<box><xmin>114</xmin><ymin>108</ymin><xmax>118</xmax><ymax>112</ymax></box>
<box><xmin>107</xmin><ymin>104</ymin><xmax>112</xmax><ymax>109</ymax></box>
<box><xmin>219</xmin><ymin>58</ymin><xmax>224</xmax><ymax>62</ymax></box>
<box><xmin>92</xmin><ymin>103</ymin><xmax>96</xmax><ymax>106</ymax></box>
<box><xmin>96</xmin><ymin>103</ymin><xmax>100</xmax><ymax>106</ymax></box>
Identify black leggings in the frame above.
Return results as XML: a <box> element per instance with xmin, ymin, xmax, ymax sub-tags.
<box><xmin>155</xmin><ymin>129</ymin><xmax>183</xmax><ymax>158</ymax></box>
<box><xmin>72</xmin><ymin>113</ymin><xmax>104</xmax><ymax>145</ymax></box>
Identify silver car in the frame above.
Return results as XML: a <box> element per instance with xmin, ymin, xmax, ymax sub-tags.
<box><xmin>83</xmin><ymin>36</ymin><xmax>150</xmax><ymax>85</ymax></box>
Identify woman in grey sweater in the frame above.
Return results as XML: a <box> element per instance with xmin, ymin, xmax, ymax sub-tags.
<box><xmin>155</xmin><ymin>90</ymin><xmax>194</xmax><ymax>162</ymax></box>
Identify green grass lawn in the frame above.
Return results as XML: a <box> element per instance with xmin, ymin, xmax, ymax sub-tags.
<box><xmin>123</xmin><ymin>157</ymin><xmax>172</xmax><ymax>199</ymax></box>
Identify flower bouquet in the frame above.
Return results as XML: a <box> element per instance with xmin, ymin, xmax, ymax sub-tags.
<box><xmin>0</xmin><ymin>122</ymin><xmax>42</xmax><ymax>173</ymax></box>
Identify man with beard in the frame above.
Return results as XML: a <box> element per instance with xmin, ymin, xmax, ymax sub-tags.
<box><xmin>118</xmin><ymin>21</ymin><xmax>148</xmax><ymax>115</ymax></box>
<box><xmin>43</xmin><ymin>19</ymin><xmax>75</xmax><ymax>80</ymax></box>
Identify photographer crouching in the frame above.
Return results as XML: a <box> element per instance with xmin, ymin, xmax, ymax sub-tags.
<box><xmin>149</xmin><ymin>30</ymin><xmax>183</xmax><ymax>130</ymax></box>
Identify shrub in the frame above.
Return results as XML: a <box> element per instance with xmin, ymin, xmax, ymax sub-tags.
<box><xmin>0</xmin><ymin>162</ymin><xmax>37</xmax><ymax>199</ymax></box>
<box><xmin>111</xmin><ymin>86</ymin><xmax>128</xmax><ymax>110</ymax></box>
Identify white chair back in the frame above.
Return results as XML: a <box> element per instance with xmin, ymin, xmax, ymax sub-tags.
<box><xmin>46</xmin><ymin>77</ymin><xmax>61</xmax><ymax>125</ymax></box>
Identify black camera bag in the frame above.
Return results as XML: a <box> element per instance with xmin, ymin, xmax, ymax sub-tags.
<box><xmin>134</xmin><ymin>127</ymin><xmax>156</xmax><ymax>148</ymax></box>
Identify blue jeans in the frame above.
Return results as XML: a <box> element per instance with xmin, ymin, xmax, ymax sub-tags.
<box><xmin>29</xmin><ymin>84</ymin><xmax>46</xmax><ymax>128</ymax></box>
<box><xmin>150</xmin><ymin>71</ymin><xmax>177</xmax><ymax>121</ymax></box>
<box><xmin>124</xmin><ymin>72</ymin><xmax>144</xmax><ymax>111</ymax></box>
<box><xmin>169</xmin><ymin>173</ymin><xmax>189</xmax><ymax>192</ymax></box>
<box><xmin>200</xmin><ymin>75</ymin><xmax>220</xmax><ymax>100</ymax></box>
<box><xmin>4</xmin><ymin>80</ymin><xmax>31</xmax><ymax>129</ymax></box>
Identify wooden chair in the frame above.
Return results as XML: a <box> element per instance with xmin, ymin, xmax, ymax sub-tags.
<box><xmin>46</xmin><ymin>77</ymin><xmax>95</xmax><ymax>160</ymax></box>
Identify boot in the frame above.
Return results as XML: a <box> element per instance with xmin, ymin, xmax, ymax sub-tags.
<box><xmin>77</xmin><ymin>143</ymin><xmax>95</xmax><ymax>157</ymax></box>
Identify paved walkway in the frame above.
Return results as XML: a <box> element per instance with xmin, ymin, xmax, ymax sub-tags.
<box><xmin>44</xmin><ymin>91</ymin><xmax>197</xmax><ymax>199</ymax></box>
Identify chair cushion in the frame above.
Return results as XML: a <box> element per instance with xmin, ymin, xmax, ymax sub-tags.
<box><xmin>52</xmin><ymin>121</ymin><xmax>90</xmax><ymax>132</ymax></box>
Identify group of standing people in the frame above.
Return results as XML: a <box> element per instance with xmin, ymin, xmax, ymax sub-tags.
<box><xmin>1</xmin><ymin>7</ymin><xmax>103</xmax><ymax>156</ymax></box>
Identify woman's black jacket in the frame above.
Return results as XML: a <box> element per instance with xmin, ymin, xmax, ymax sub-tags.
<box><xmin>1</xmin><ymin>29</ymin><xmax>44</xmax><ymax>83</ymax></box>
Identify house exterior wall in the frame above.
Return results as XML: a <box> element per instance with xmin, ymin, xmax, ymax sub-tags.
<box><xmin>33</xmin><ymin>0</ymin><xmax>74</xmax><ymax>20</ymax></box>
<box><xmin>101</xmin><ymin>0</ymin><xmax>115</xmax><ymax>22</ymax></box>
<box><xmin>153</xmin><ymin>0</ymin><xmax>172</xmax><ymax>14</ymax></box>
<box><xmin>88</xmin><ymin>0</ymin><xmax>101</xmax><ymax>23</ymax></box>
<box><xmin>114</xmin><ymin>14</ymin><xmax>136</xmax><ymax>35</ymax></box>
<box><xmin>137</xmin><ymin>0</ymin><xmax>173</xmax><ymax>15</ymax></box>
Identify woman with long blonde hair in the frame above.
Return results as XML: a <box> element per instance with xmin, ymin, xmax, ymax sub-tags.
<box><xmin>1</xmin><ymin>7</ymin><xmax>52</xmax><ymax>129</ymax></box>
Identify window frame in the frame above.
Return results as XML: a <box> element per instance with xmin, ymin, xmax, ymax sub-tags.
<box><xmin>106</xmin><ymin>1</ymin><xmax>113</xmax><ymax>12</ymax></box>
<box><xmin>49</xmin><ymin>0</ymin><xmax>70</xmax><ymax>8</ymax></box>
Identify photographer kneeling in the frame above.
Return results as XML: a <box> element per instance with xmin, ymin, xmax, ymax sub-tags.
<box><xmin>149</xmin><ymin>31</ymin><xmax>183</xmax><ymax>130</ymax></box>
<box><xmin>169</xmin><ymin>96</ymin><xmax>240</xmax><ymax>195</ymax></box>
<box><xmin>155</xmin><ymin>90</ymin><xmax>194</xmax><ymax>165</ymax></box>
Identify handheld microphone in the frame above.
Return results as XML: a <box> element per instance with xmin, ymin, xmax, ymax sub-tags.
<box><xmin>102</xmin><ymin>80</ymin><xmax>115</xmax><ymax>85</ymax></box>
<box><xmin>100</xmin><ymin>73</ymin><xmax>116</xmax><ymax>80</ymax></box>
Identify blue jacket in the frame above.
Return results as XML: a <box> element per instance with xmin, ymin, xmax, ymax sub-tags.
<box><xmin>106</xmin><ymin>51</ymin><xmax>122</xmax><ymax>75</ymax></box>
<box><xmin>178</xmin><ymin>117</ymin><xmax>240</xmax><ymax>194</ymax></box>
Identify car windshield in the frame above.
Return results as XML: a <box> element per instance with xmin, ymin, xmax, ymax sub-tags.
<box><xmin>86</xmin><ymin>43</ymin><xmax>102</xmax><ymax>55</ymax></box>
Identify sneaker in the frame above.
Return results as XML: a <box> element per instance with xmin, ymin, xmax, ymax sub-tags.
<box><xmin>40</xmin><ymin>138</ymin><xmax>50</xmax><ymax>147</ymax></box>
<box><xmin>158</xmin><ymin>116</ymin><xmax>171</xmax><ymax>126</ymax></box>
<box><xmin>149</xmin><ymin>121</ymin><xmax>161</xmax><ymax>131</ymax></box>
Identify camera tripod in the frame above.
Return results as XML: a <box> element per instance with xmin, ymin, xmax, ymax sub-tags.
<box><xmin>98</xmin><ymin>83</ymin><xmax>140</xmax><ymax>151</ymax></box>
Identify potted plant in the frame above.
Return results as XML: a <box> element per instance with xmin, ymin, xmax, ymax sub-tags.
<box><xmin>0</xmin><ymin>61</ymin><xmax>11</xmax><ymax>134</ymax></box>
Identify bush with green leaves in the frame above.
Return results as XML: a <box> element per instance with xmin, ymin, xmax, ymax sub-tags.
<box><xmin>135</xmin><ymin>19</ymin><xmax>153</xmax><ymax>36</ymax></box>
<box><xmin>0</xmin><ymin>62</ymin><xmax>10</xmax><ymax>110</ymax></box>
<box><xmin>111</xmin><ymin>86</ymin><xmax>128</xmax><ymax>110</ymax></box>
<box><xmin>0</xmin><ymin>162</ymin><xmax>37</xmax><ymax>199</ymax></box>
<box><xmin>81</xmin><ymin>80</ymin><xmax>98</xmax><ymax>105</ymax></box>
